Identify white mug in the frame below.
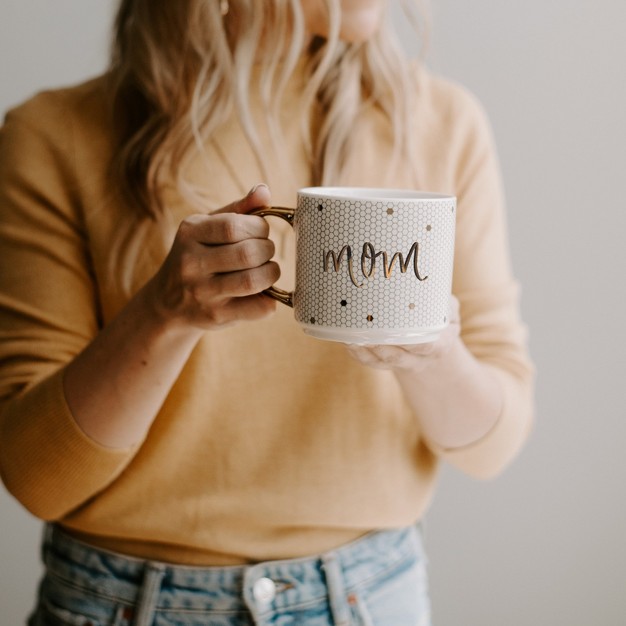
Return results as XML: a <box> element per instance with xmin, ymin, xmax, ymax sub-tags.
<box><xmin>252</xmin><ymin>187</ymin><xmax>456</xmax><ymax>345</ymax></box>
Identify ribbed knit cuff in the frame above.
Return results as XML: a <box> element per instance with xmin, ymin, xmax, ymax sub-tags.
<box><xmin>426</xmin><ymin>365</ymin><xmax>534</xmax><ymax>480</ymax></box>
<box><xmin>0</xmin><ymin>368</ymin><xmax>138</xmax><ymax>520</ymax></box>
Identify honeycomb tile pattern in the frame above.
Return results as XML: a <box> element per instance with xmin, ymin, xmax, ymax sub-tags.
<box><xmin>292</xmin><ymin>190</ymin><xmax>456</xmax><ymax>339</ymax></box>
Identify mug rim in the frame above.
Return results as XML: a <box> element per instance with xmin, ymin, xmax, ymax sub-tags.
<box><xmin>298</xmin><ymin>186</ymin><xmax>455</xmax><ymax>202</ymax></box>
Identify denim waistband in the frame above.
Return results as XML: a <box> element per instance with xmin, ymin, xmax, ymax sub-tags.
<box><xmin>43</xmin><ymin>524</ymin><xmax>424</xmax><ymax>617</ymax></box>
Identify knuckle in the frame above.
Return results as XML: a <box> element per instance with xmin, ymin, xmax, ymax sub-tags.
<box><xmin>178</xmin><ymin>215</ymin><xmax>201</xmax><ymax>239</ymax></box>
<box><xmin>236</xmin><ymin>240</ymin><xmax>258</xmax><ymax>267</ymax></box>
<box><xmin>185</xmin><ymin>284</ymin><xmax>201</xmax><ymax>306</ymax></box>
<box><xmin>179</xmin><ymin>251</ymin><xmax>200</xmax><ymax>282</ymax></box>
<box><xmin>240</xmin><ymin>270</ymin><xmax>262</xmax><ymax>294</ymax></box>
<box><xmin>203</xmin><ymin>305</ymin><xmax>227</xmax><ymax>327</ymax></box>
<box><xmin>244</xmin><ymin>264</ymin><xmax>276</xmax><ymax>294</ymax></box>
<box><xmin>221</xmin><ymin>214</ymin><xmax>245</xmax><ymax>242</ymax></box>
<box><xmin>253</xmin><ymin>215</ymin><xmax>270</xmax><ymax>238</ymax></box>
<box><xmin>187</xmin><ymin>285</ymin><xmax>226</xmax><ymax>324</ymax></box>
<box><xmin>186</xmin><ymin>283</ymin><xmax>207</xmax><ymax>307</ymax></box>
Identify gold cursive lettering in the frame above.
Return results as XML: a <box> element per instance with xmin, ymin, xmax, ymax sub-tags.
<box><xmin>323</xmin><ymin>245</ymin><xmax>351</xmax><ymax>272</ymax></box>
<box><xmin>361</xmin><ymin>242</ymin><xmax>376</xmax><ymax>279</ymax></box>
<box><xmin>323</xmin><ymin>241</ymin><xmax>428</xmax><ymax>286</ymax></box>
<box><xmin>386</xmin><ymin>242</ymin><xmax>428</xmax><ymax>281</ymax></box>
<box><xmin>323</xmin><ymin>245</ymin><xmax>363</xmax><ymax>288</ymax></box>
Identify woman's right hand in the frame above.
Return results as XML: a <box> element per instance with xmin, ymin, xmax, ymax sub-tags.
<box><xmin>147</xmin><ymin>183</ymin><xmax>280</xmax><ymax>331</ymax></box>
<box><xmin>62</xmin><ymin>184</ymin><xmax>279</xmax><ymax>450</ymax></box>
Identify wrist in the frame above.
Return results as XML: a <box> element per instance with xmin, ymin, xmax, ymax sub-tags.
<box><xmin>395</xmin><ymin>336</ymin><xmax>504</xmax><ymax>449</ymax></box>
<box><xmin>137</xmin><ymin>276</ymin><xmax>205</xmax><ymax>344</ymax></box>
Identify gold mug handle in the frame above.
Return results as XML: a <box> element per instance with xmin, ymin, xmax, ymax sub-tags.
<box><xmin>249</xmin><ymin>206</ymin><xmax>296</xmax><ymax>308</ymax></box>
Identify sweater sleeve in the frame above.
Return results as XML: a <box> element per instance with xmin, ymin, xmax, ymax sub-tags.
<box><xmin>0</xmin><ymin>98</ymin><xmax>138</xmax><ymax>520</ymax></box>
<box><xmin>426</xmin><ymin>84</ymin><xmax>535</xmax><ymax>479</ymax></box>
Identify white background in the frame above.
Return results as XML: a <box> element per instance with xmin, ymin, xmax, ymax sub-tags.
<box><xmin>1</xmin><ymin>1</ymin><xmax>625</xmax><ymax>624</ymax></box>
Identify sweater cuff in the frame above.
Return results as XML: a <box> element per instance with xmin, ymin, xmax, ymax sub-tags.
<box><xmin>0</xmin><ymin>369</ymin><xmax>138</xmax><ymax>520</ymax></box>
<box><xmin>427</xmin><ymin>365</ymin><xmax>534</xmax><ymax>480</ymax></box>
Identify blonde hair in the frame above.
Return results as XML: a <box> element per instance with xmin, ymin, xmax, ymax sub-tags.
<box><xmin>107</xmin><ymin>0</ymin><xmax>428</xmax><ymax>220</ymax></box>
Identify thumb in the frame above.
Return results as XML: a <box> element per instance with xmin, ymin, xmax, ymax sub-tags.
<box><xmin>213</xmin><ymin>183</ymin><xmax>271</xmax><ymax>215</ymax></box>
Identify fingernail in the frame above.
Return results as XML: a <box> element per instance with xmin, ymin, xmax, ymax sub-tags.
<box><xmin>247</xmin><ymin>183</ymin><xmax>269</xmax><ymax>197</ymax></box>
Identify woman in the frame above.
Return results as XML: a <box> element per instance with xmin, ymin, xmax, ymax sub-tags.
<box><xmin>0</xmin><ymin>1</ymin><xmax>534</xmax><ymax>624</ymax></box>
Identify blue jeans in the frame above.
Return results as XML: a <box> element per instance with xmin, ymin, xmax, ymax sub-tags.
<box><xmin>28</xmin><ymin>524</ymin><xmax>431</xmax><ymax>625</ymax></box>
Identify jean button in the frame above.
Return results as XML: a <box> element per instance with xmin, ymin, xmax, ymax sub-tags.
<box><xmin>253</xmin><ymin>576</ymin><xmax>277</xmax><ymax>605</ymax></box>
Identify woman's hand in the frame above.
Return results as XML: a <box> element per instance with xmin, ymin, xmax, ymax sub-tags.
<box><xmin>346</xmin><ymin>295</ymin><xmax>503</xmax><ymax>450</ymax></box>
<box><xmin>64</xmin><ymin>184</ymin><xmax>280</xmax><ymax>449</ymax></box>
<box><xmin>146</xmin><ymin>183</ymin><xmax>280</xmax><ymax>330</ymax></box>
<box><xmin>346</xmin><ymin>295</ymin><xmax>461</xmax><ymax>372</ymax></box>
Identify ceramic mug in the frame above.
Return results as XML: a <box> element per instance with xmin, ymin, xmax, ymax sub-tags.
<box><xmin>252</xmin><ymin>187</ymin><xmax>456</xmax><ymax>345</ymax></box>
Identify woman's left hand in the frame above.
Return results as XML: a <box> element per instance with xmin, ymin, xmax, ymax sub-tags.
<box><xmin>346</xmin><ymin>295</ymin><xmax>461</xmax><ymax>373</ymax></box>
<box><xmin>347</xmin><ymin>294</ymin><xmax>503</xmax><ymax>452</ymax></box>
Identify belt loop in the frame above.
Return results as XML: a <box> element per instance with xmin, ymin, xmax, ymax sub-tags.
<box><xmin>321</xmin><ymin>553</ymin><xmax>350</xmax><ymax>626</ymax></box>
<box><xmin>133</xmin><ymin>561</ymin><xmax>166</xmax><ymax>626</ymax></box>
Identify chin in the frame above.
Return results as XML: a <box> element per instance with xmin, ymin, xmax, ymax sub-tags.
<box><xmin>304</xmin><ymin>1</ymin><xmax>386</xmax><ymax>44</ymax></box>
<box><xmin>339</xmin><ymin>17</ymin><xmax>383</xmax><ymax>43</ymax></box>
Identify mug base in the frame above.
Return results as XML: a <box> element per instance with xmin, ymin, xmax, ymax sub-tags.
<box><xmin>301</xmin><ymin>324</ymin><xmax>447</xmax><ymax>346</ymax></box>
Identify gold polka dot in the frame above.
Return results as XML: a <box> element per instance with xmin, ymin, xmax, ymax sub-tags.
<box><xmin>366</xmin><ymin>314</ymin><xmax>374</xmax><ymax>322</ymax></box>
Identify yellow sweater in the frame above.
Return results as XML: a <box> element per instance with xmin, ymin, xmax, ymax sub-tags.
<box><xmin>0</xmin><ymin>66</ymin><xmax>534</xmax><ymax>565</ymax></box>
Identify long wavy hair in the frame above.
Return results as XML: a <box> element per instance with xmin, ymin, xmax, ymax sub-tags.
<box><xmin>107</xmin><ymin>0</ymin><xmax>428</xmax><ymax>220</ymax></box>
